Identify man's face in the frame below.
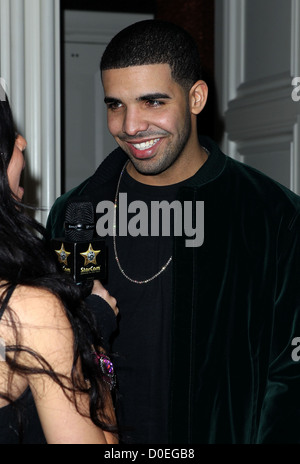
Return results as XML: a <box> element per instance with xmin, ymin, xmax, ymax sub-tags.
<box><xmin>102</xmin><ymin>64</ymin><xmax>193</xmax><ymax>183</ymax></box>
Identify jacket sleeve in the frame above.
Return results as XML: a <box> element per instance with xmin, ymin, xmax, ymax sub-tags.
<box><xmin>85</xmin><ymin>294</ymin><xmax>118</xmax><ymax>352</ymax></box>
<box><xmin>45</xmin><ymin>197</ymin><xmax>67</xmax><ymax>241</ymax></box>
<box><xmin>257</xmin><ymin>211</ymin><xmax>300</xmax><ymax>443</ymax></box>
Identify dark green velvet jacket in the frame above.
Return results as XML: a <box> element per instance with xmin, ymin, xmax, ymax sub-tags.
<box><xmin>46</xmin><ymin>137</ymin><xmax>300</xmax><ymax>444</ymax></box>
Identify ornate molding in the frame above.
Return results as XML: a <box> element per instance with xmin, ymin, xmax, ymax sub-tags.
<box><xmin>225</xmin><ymin>71</ymin><xmax>299</xmax><ymax>141</ymax></box>
<box><xmin>215</xmin><ymin>0</ymin><xmax>300</xmax><ymax>193</ymax></box>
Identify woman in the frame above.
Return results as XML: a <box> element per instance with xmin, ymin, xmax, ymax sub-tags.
<box><xmin>0</xmin><ymin>93</ymin><xmax>118</xmax><ymax>444</ymax></box>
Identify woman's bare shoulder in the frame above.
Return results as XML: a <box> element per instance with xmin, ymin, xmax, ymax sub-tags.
<box><xmin>9</xmin><ymin>285</ymin><xmax>69</xmax><ymax>325</ymax></box>
<box><xmin>0</xmin><ymin>284</ymin><xmax>72</xmax><ymax>354</ymax></box>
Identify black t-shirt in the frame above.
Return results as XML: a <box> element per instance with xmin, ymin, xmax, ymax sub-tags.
<box><xmin>0</xmin><ymin>388</ymin><xmax>47</xmax><ymax>444</ymax></box>
<box><xmin>104</xmin><ymin>169</ymin><xmax>181</xmax><ymax>444</ymax></box>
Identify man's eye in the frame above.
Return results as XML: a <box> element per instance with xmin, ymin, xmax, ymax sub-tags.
<box><xmin>107</xmin><ymin>102</ymin><xmax>122</xmax><ymax>110</ymax></box>
<box><xmin>146</xmin><ymin>100</ymin><xmax>164</xmax><ymax>107</ymax></box>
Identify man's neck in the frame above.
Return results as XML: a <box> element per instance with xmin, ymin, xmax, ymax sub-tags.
<box><xmin>126</xmin><ymin>145</ymin><xmax>209</xmax><ymax>187</ymax></box>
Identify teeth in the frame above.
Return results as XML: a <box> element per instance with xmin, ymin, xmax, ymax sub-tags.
<box><xmin>132</xmin><ymin>138</ymin><xmax>160</xmax><ymax>151</ymax></box>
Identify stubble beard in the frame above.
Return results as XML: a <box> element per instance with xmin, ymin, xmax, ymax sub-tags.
<box><xmin>125</xmin><ymin>109</ymin><xmax>192</xmax><ymax>178</ymax></box>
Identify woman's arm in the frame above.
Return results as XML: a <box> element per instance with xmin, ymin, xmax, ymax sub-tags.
<box><xmin>9</xmin><ymin>286</ymin><xmax>118</xmax><ymax>444</ymax></box>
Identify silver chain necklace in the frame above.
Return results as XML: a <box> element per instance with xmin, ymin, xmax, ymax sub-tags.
<box><xmin>113</xmin><ymin>161</ymin><xmax>173</xmax><ymax>284</ymax></box>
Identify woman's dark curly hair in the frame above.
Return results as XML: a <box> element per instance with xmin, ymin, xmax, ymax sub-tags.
<box><xmin>0</xmin><ymin>93</ymin><xmax>116</xmax><ymax>440</ymax></box>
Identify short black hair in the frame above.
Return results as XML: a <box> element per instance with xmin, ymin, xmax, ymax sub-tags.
<box><xmin>100</xmin><ymin>19</ymin><xmax>203</xmax><ymax>92</ymax></box>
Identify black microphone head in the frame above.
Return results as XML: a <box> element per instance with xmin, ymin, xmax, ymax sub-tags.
<box><xmin>65</xmin><ymin>199</ymin><xmax>95</xmax><ymax>242</ymax></box>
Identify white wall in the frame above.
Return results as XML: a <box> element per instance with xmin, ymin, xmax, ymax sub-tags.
<box><xmin>215</xmin><ymin>0</ymin><xmax>300</xmax><ymax>194</ymax></box>
<box><xmin>63</xmin><ymin>10</ymin><xmax>154</xmax><ymax>192</ymax></box>
<box><xmin>0</xmin><ymin>0</ymin><xmax>61</xmax><ymax>224</ymax></box>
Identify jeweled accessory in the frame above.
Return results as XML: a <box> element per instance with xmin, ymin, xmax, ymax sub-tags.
<box><xmin>93</xmin><ymin>352</ymin><xmax>116</xmax><ymax>390</ymax></box>
<box><xmin>113</xmin><ymin>161</ymin><xmax>173</xmax><ymax>284</ymax></box>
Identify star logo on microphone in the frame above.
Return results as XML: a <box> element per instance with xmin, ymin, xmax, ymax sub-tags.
<box><xmin>80</xmin><ymin>244</ymin><xmax>101</xmax><ymax>266</ymax></box>
<box><xmin>55</xmin><ymin>243</ymin><xmax>71</xmax><ymax>266</ymax></box>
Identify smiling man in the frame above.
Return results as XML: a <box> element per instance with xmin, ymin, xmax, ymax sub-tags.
<box><xmin>102</xmin><ymin>63</ymin><xmax>208</xmax><ymax>184</ymax></box>
<box><xmin>47</xmin><ymin>20</ymin><xmax>300</xmax><ymax>444</ymax></box>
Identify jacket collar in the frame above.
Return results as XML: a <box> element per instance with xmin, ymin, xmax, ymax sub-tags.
<box><xmin>184</xmin><ymin>135</ymin><xmax>227</xmax><ymax>188</ymax></box>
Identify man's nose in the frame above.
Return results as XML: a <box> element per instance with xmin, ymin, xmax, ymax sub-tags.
<box><xmin>122</xmin><ymin>107</ymin><xmax>148</xmax><ymax>136</ymax></box>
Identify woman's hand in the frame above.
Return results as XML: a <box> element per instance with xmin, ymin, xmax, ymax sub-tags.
<box><xmin>91</xmin><ymin>280</ymin><xmax>119</xmax><ymax>316</ymax></box>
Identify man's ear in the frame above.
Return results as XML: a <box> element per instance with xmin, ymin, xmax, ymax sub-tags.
<box><xmin>189</xmin><ymin>80</ymin><xmax>208</xmax><ymax>115</ymax></box>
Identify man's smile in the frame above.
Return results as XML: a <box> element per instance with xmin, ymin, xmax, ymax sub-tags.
<box><xmin>131</xmin><ymin>138</ymin><xmax>161</xmax><ymax>151</ymax></box>
<box><xmin>125</xmin><ymin>137</ymin><xmax>165</xmax><ymax>160</ymax></box>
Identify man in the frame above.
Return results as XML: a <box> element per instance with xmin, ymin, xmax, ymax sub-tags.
<box><xmin>47</xmin><ymin>20</ymin><xmax>300</xmax><ymax>444</ymax></box>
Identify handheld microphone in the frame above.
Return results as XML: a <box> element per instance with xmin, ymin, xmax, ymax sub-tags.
<box><xmin>51</xmin><ymin>199</ymin><xmax>106</xmax><ymax>284</ymax></box>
